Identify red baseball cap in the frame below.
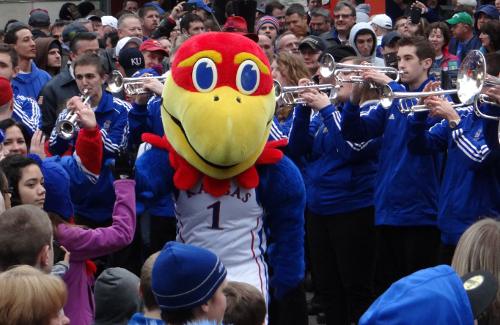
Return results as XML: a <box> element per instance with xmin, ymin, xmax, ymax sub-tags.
<box><xmin>222</xmin><ymin>16</ymin><xmax>258</xmax><ymax>43</ymax></box>
<box><xmin>0</xmin><ymin>77</ymin><xmax>13</xmax><ymax>107</ymax></box>
<box><xmin>139</xmin><ymin>39</ymin><xmax>169</xmax><ymax>56</ymax></box>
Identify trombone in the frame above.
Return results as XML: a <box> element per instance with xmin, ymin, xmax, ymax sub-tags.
<box><xmin>379</xmin><ymin>50</ymin><xmax>486</xmax><ymax>113</ymax></box>
<box><xmin>55</xmin><ymin>89</ymin><xmax>91</xmax><ymax>140</ymax></box>
<box><xmin>108</xmin><ymin>70</ymin><xmax>166</xmax><ymax>95</ymax></box>
<box><xmin>274</xmin><ymin>80</ymin><xmax>339</xmax><ymax>105</ymax></box>
<box><xmin>319</xmin><ymin>53</ymin><xmax>404</xmax><ymax>83</ymax></box>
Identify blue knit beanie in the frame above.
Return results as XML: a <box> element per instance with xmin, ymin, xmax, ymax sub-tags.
<box><xmin>41</xmin><ymin>159</ymin><xmax>74</xmax><ymax>220</ymax></box>
<box><xmin>152</xmin><ymin>242</ymin><xmax>227</xmax><ymax>311</ymax></box>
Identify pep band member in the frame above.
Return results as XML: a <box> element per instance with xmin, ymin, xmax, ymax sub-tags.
<box><xmin>48</xmin><ymin>53</ymin><xmax>131</xmax><ymax>228</ymax></box>
<box><xmin>406</xmin><ymin>52</ymin><xmax>500</xmax><ymax>263</ymax></box>
<box><xmin>341</xmin><ymin>36</ymin><xmax>443</xmax><ymax>297</ymax></box>
<box><xmin>288</xmin><ymin>56</ymin><xmax>380</xmax><ymax>325</ymax></box>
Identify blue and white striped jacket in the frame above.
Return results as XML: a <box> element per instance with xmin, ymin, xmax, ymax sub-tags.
<box><xmin>48</xmin><ymin>91</ymin><xmax>130</xmax><ymax>160</ymax></box>
<box><xmin>408</xmin><ymin>105</ymin><xmax>500</xmax><ymax>245</ymax></box>
<box><xmin>48</xmin><ymin>91</ymin><xmax>130</xmax><ymax>222</ymax></box>
<box><xmin>341</xmin><ymin>80</ymin><xmax>443</xmax><ymax>226</ymax></box>
<box><xmin>13</xmin><ymin>95</ymin><xmax>41</xmax><ymax>137</ymax></box>
<box><xmin>288</xmin><ymin>101</ymin><xmax>380</xmax><ymax>215</ymax></box>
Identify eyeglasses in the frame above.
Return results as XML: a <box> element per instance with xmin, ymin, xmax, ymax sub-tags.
<box><xmin>334</xmin><ymin>14</ymin><xmax>353</xmax><ymax>19</ymax></box>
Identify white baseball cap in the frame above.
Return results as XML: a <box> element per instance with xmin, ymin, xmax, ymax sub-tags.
<box><xmin>115</xmin><ymin>36</ymin><xmax>143</xmax><ymax>57</ymax></box>
<box><xmin>457</xmin><ymin>0</ymin><xmax>477</xmax><ymax>7</ymax></box>
<box><xmin>371</xmin><ymin>14</ymin><xmax>392</xmax><ymax>30</ymax></box>
<box><xmin>101</xmin><ymin>16</ymin><xmax>118</xmax><ymax>29</ymax></box>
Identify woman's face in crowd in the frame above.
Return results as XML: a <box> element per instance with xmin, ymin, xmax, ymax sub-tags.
<box><xmin>0</xmin><ymin>173</ymin><xmax>11</xmax><ymax>213</ymax></box>
<box><xmin>479</xmin><ymin>32</ymin><xmax>491</xmax><ymax>49</ymax></box>
<box><xmin>335</xmin><ymin>59</ymin><xmax>354</xmax><ymax>101</ymax></box>
<box><xmin>3</xmin><ymin>125</ymin><xmax>27</xmax><ymax>156</ymax></box>
<box><xmin>18</xmin><ymin>164</ymin><xmax>45</xmax><ymax>208</ymax></box>
<box><xmin>271</xmin><ymin>60</ymin><xmax>289</xmax><ymax>86</ymax></box>
<box><xmin>428</xmin><ymin>28</ymin><xmax>445</xmax><ymax>54</ymax></box>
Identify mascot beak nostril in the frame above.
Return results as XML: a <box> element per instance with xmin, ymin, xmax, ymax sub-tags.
<box><xmin>236</xmin><ymin>97</ymin><xmax>241</xmax><ymax>103</ymax></box>
<box><xmin>213</xmin><ymin>95</ymin><xmax>219</xmax><ymax>102</ymax></box>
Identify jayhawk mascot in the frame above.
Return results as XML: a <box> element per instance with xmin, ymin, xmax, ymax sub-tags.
<box><xmin>136</xmin><ymin>32</ymin><xmax>305</xmax><ymax>304</ymax></box>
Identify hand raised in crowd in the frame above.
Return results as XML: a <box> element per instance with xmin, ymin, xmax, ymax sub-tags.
<box><xmin>411</xmin><ymin>1</ymin><xmax>428</xmax><ymax>13</ymax></box>
<box><xmin>297</xmin><ymin>78</ymin><xmax>331</xmax><ymax>111</ymax></box>
<box><xmin>170</xmin><ymin>1</ymin><xmax>187</xmax><ymax>20</ymax></box>
<box><xmin>60</xmin><ymin>245</ymin><xmax>71</xmax><ymax>265</ymax></box>
<box><xmin>423</xmin><ymin>96</ymin><xmax>460</xmax><ymax>121</ymax></box>
<box><xmin>30</xmin><ymin>130</ymin><xmax>46</xmax><ymax>160</ymax></box>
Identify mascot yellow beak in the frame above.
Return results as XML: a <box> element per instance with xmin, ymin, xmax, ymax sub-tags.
<box><xmin>161</xmin><ymin>33</ymin><xmax>275</xmax><ymax>180</ymax></box>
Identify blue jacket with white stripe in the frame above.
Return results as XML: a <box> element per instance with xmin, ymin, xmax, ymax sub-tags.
<box><xmin>408</xmin><ymin>105</ymin><xmax>500</xmax><ymax>245</ymax></box>
<box><xmin>13</xmin><ymin>95</ymin><xmax>41</xmax><ymax>137</ymax></box>
<box><xmin>48</xmin><ymin>91</ymin><xmax>130</xmax><ymax>161</ymax></box>
<box><xmin>288</xmin><ymin>101</ymin><xmax>380</xmax><ymax>215</ymax></box>
<box><xmin>341</xmin><ymin>80</ymin><xmax>443</xmax><ymax>226</ymax></box>
<box><xmin>48</xmin><ymin>91</ymin><xmax>130</xmax><ymax>222</ymax></box>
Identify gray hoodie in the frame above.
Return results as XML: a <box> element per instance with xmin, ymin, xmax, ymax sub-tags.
<box><xmin>348</xmin><ymin>22</ymin><xmax>385</xmax><ymax>67</ymax></box>
<box><xmin>94</xmin><ymin>267</ymin><xmax>141</xmax><ymax>325</ymax></box>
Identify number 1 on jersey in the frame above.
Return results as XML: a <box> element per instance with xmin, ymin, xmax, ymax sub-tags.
<box><xmin>207</xmin><ymin>201</ymin><xmax>224</xmax><ymax>230</ymax></box>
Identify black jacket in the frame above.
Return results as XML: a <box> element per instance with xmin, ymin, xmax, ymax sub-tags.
<box><xmin>38</xmin><ymin>66</ymin><xmax>79</xmax><ymax>136</ymax></box>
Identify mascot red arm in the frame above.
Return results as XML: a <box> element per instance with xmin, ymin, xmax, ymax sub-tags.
<box><xmin>136</xmin><ymin>32</ymin><xmax>305</xmax><ymax>301</ymax></box>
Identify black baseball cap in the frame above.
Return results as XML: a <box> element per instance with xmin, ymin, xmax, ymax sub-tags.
<box><xmin>462</xmin><ymin>270</ymin><xmax>498</xmax><ymax>320</ymax></box>
<box><xmin>299</xmin><ymin>35</ymin><xmax>326</xmax><ymax>52</ymax></box>
<box><xmin>119</xmin><ymin>48</ymin><xmax>145</xmax><ymax>77</ymax></box>
<box><xmin>381</xmin><ymin>31</ymin><xmax>401</xmax><ymax>48</ymax></box>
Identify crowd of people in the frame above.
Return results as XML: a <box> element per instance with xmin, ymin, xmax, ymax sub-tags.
<box><xmin>0</xmin><ymin>0</ymin><xmax>498</xmax><ymax>324</ymax></box>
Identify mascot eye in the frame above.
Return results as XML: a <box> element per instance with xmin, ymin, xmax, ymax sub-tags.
<box><xmin>192</xmin><ymin>58</ymin><xmax>217</xmax><ymax>92</ymax></box>
<box><xmin>236</xmin><ymin>60</ymin><xmax>260</xmax><ymax>95</ymax></box>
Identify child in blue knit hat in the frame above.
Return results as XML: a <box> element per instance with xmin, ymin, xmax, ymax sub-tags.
<box><xmin>152</xmin><ymin>242</ymin><xmax>228</xmax><ymax>325</ymax></box>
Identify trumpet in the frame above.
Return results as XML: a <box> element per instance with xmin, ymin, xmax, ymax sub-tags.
<box><xmin>319</xmin><ymin>53</ymin><xmax>404</xmax><ymax>83</ymax></box>
<box><xmin>274</xmin><ymin>80</ymin><xmax>339</xmax><ymax>105</ymax></box>
<box><xmin>108</xmin><ymin>70</ymin><xmax>166</xmax><ymax>95</ymax></box>
<box><xmin>55</xmin><ymin>89</ymin><xmax>91</xmax><ymax>140</ymax></box>
<box><xmin>380</xmin><ymin>50</ymin><xmax>485</xmax><ymax>113</ymax></box>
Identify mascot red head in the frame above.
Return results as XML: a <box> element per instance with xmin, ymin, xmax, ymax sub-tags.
<box><xmin>161</xmin><ymin>32</ymin><xmax>276</xmax><ymax>180</ymax></box>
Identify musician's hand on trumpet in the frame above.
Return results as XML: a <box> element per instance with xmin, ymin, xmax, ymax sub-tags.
<box><xmin>485</xmin><ymin>85</ymin><xmax>500</xmax><ymax>105</ymax></box>
<box><xmin>65</xmin><ymin>95</ymin><xmax>97</xmax><ymax>130</ymax></box>
<box><xmin>297</xmin><ymin>78</ymin><xmax>331</xmax><ymax>111</ymax></box>
<box><xmin>423</xmin><ymin>96</ymin><xmax>460</xmax><ymax>122</ymax></box>
<box><xmin>361</xmin><ymin>68</ymin><xmax>394</xmax><ymax>86</ymax></box>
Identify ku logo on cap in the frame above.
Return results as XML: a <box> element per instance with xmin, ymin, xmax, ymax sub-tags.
<box><xmin>131</xmin><ymin>57</ymin><xmax>143</xmax><ymax>66</ymax></box>
<box><xmin>464</xmin><ymin>275</ymin><xmax>484</xmax><ymax>290</ymax></box>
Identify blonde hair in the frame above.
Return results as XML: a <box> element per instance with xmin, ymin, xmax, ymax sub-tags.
<box><xmin>274</xmin><ymin>51</ymin><xmax>309</xmax><ymax>121</ymax></box>
<box><xmin>0</xmin><ymin>265</ymin><xmax>67</xmax><ymax>325</ymax></box>
<box><xmin>452</xmin><ymin>218</ymin><xmax>500</xmax><ymax>324</ymax></box>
